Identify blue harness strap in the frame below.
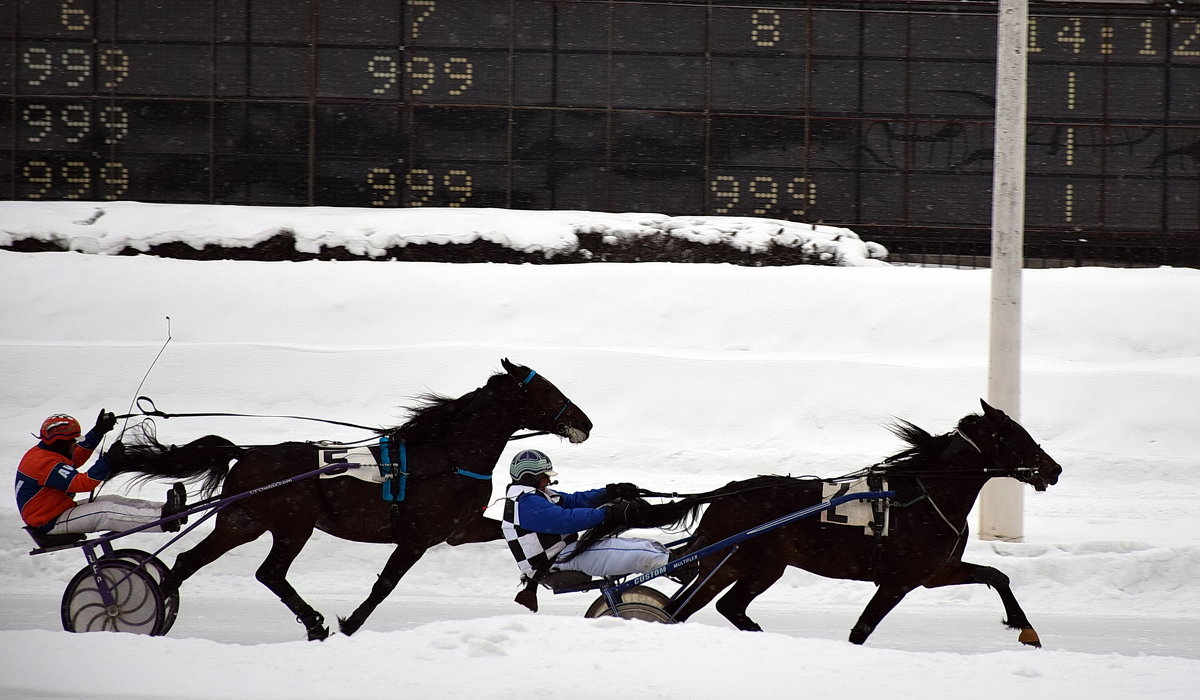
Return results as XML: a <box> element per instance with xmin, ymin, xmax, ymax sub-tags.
<box><xmin>454</xmin><ymin>467</ymin><xmax>491</xmax><ymax>480</ymax></box>
<box><xmin>379</xmin><ymin>436</ymin><xmax>408</xmax><ymax>502</ymax></box>
<box><xmin>380</xmin><ymin>437</ymin><xmax>487</xmax><ymax>499</ymax></box>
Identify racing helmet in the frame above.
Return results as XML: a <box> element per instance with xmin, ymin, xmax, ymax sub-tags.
<box><xmin>509</xmin><ymin>449</ymin><xmax>556</xmax><ymax>481</ymax></box>
<box><xmin>40</xmin><ymin>414</ymin><xmax>82</xmax><ymax>443</ymax></box>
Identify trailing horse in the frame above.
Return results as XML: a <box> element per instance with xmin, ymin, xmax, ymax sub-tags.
<box><xmin>105</xmin><ymin>359</ymin><xmax>592</xmax><ymax>640</ymax></box>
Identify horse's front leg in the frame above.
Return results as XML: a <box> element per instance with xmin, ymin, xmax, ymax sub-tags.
<box><xmin>849</xmin><ymin>582</ymin><xmax>915</xmax><ymax>645</ymax></box>
<box><xmin>924</xmin><ymin>561</ymin><xmax>1041</xmax><ymax>647</ymax></box>
<box><xmin>338</xmin><ymin>544</ymin><xmax>427</xmax><ymax>636</ymax></box>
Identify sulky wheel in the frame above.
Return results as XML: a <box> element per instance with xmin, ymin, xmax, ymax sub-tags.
<box><xmin>584</xmin><ymin>585</ymin><xmax>670</xmax><ymax>619</ymax></box>
<box><xmin>105</xmin><ymin>548</ymin><xmax>178</xmax><ymax>635</ymax></box>
<box><xmin>61</xmin><ymin>559</ymin><xmax>166</xmax><ymax>635</ymax></box>
<box><xmin>586</xmin><ymin>601</ymin><xmax>673</xmax><ymax>623</ymax></box>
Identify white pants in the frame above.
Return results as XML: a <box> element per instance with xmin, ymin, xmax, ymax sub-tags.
<box><xmin>47</xmin><ymin>494</ymin><xmax>167</xmax><ymax>535</ymax></box>
<box><xmin>552</xmin><ymin>537</ymin><xmax>669</xmax><ymax>577</ymax></box>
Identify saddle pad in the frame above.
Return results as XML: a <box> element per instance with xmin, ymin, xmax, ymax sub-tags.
<box><xmin>317</xmin><ymin>446</ymin><xmax>384</xmax><ymax>484</ymax></box>
<box><xmin>820</xmin><ymin>477</ymin><xmax>889</xmax><ymax>536</ymax></box>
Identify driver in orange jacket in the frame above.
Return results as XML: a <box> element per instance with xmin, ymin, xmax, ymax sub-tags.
<box><xmin>16</xmin><ymin>411</ymin><xmax>187</xmax><ymax>536</ymax></box>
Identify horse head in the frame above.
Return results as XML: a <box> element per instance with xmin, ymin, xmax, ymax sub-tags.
<box><xmin>964</xmin><ymin>399</ymin><xmax>1062</xmax><ymax>491</ymax></box>
<box><xmin>501</xmin><ymin>358</ymin><xmax>592</xmax><ymax>443</ymax></box>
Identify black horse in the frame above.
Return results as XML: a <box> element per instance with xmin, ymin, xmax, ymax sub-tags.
<box><xmin>669</xmin><ymin>400</ymin><xmax>1061</xmax><ymax>646</ymax></box>
<box><xmin>580</xmin><ymin>400</ymin><xmax>1062</xmax><ymax>647</ymax></box>
<box><xmin>106</xmin><ymin>359</ymin><xmax>590</xmax><ymax>640</ymax></box>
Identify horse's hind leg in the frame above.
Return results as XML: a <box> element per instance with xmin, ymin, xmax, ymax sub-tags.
<box><xmin>255</xmin><ymin>525</ymin><xmax>328</xmax><ymax>641</ymax></box>
<box><xmin>338</xmin><ymin>544</ymin><xmax>427</xmax><ymax>636</ymax></box>
<box><xmin>924</xmin><ymin>561</ymin><xmax>1041</xmax><ymax>647</ymax></box>
<box><xmin>849</xmin><ymin>582</ymin><xmax>915</xmax><ymax>645</ymax></box>
<box><xmin>161</xmin><ymin>521</ymin><xmax>265</xmax><ymax>599</ymax></box>
<box><xmin>666</xmin><ymin>560</ymin><xmax>741</xmax><ymax>624</ymax></box>
<box><xmin>713</xmin><ymin>561</ymin><xmax>787</xmax><ymax>632</ymax></box>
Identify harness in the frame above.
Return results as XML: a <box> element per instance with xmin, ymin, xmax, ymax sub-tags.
<box><xmin>374</xmin><ymin>368</ymin><xmax>571</xmax><ymax>543</ymax></box>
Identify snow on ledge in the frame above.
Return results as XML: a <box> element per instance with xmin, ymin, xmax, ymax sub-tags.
<box><xmin>0</xmin><ymin>201</ymin><xmax>890</xmax><ymax>266</ymax></box>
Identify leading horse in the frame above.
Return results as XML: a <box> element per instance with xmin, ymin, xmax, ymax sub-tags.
<box><xmin>106</xmin><ymin>359</ymin><xmax>591</xmax><ymax>640</ymax></box>
<box><xmin>665</xmin><ymin>400</ymin><xmax>1062</xmax><ymax>646</ymax></box>
<box><xmin>575</xmin><ymin>400</ymin><xmax>1062</xmax><ymax>646</ymax></box>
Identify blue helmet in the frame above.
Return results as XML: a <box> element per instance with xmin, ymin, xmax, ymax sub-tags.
<box><xmin>510</xmin><ymin>449</ymin><xmax>556</xmax><ymax>481</ymax></box>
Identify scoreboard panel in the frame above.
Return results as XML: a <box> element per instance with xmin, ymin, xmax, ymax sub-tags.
<box><xmin>2</xmin><ymin>0</ymin><xmax>1197</xmax><ymax>241</ymax></box>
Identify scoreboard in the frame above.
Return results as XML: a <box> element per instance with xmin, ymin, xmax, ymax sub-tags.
<box><xmin>2</xmin><ymin>0</ymin><xmax>1198</xmax><ymax>241</ymax></box>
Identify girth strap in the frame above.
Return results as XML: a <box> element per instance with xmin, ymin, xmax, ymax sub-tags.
<box><xmin>380</xmin><ymin>436</ymin><xmax>408</xmax><ymax>503</ymax></box>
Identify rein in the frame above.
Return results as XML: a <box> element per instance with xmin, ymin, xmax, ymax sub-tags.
<box><xmin>637</xmin><ymin>475</ymin><xmax>835</xmax><ymax>505</ymax></box>
<box><xmin>118</xmin><ymin>396</ymin><xmax>379</xmax><ymax>431</ymax></box>
<box><xmin>119</xmin><ymin>395</ymin><xmax>554</xmax><ymax>443</ymax></box>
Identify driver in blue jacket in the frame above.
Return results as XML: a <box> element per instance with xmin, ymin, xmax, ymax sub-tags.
<box><xmin>500</xmin><ymin>449</ymin><xmax>668</xmax><ymax>585</ymax></box>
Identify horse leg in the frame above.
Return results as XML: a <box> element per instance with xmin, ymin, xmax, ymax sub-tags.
<box><xmin>713</xmin><ymin>561</ymin><xmax>787</xmax><ymax>632</ymax></box>
<box><xmin>849</xmin><ymin>582</ymin><xmax>915</xmax><ymax>645</ymax></box>
<box><xmin>254</xmin><ymin>526</ymin><xmax>328</xmax><ymax>641</ymax></box>
<box><xmin>924</xmin><ymin>561</ymin><xmax>1041</xmax><ymax>647</ymax></box>
<box><xmin>160</xmin><ymin>521</ymin><xmax>265</xmax><ymax>599</ymax></box>
<box><xmin>666</xmin><ymin>560</ymin><xmax>741</xmax><ymax>624</ymax></box>
<box><xmin>338</xmin><ymin>544</ymin><xmax>426</xmax><ymax>636</ymax></box>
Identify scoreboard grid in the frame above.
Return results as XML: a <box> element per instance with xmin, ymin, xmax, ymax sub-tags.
<box><xmin>2</xmin><ymin>1</ymin><xmax>1197</xmax><ymax>257</ymax></box>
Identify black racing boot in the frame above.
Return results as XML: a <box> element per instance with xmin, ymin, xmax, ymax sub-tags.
<box><xmin>160</xmin><ymin>483</ymin><xmax>188</xmax><ymax>533</ymax></box>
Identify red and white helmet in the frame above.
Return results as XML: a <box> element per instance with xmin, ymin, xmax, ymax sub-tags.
<box><xmin>40</xmin><ymin>414</ymin><xmax>81</xmax><ymax>443</ymax></box>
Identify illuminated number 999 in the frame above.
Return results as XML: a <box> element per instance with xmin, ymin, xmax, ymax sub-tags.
<box><xmin>710</xmin><ymin>175</ymin><xmax>818</xmax><ymax>217</ymax></box>
<box><xmin>21</xmin><ymin>159</ymin><xmax>129</xmax><ymax>200</ymax></box>
<box><xmin>366</xmin><ymin>167</ymin><xmax>474</xmax><ymax>207</ymax></box>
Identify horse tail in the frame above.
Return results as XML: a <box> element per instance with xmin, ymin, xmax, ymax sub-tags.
<box><xmin>560</xmin><ymin>477</ymin><xmax>806</xmax><ymax>564</ymax></box>
<box><xmin>560</xmin><ymin>497</ymin><xmax>707</xmax><ymax>564</ymax></box>
<box><xmin>107</xmin><ymin>433</ymin><xmax>244</xmax><ymax>499</ymax></box>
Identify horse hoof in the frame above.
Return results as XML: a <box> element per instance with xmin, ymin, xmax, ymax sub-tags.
<box><xmin>1018</xmin><ymin>628</ymin><xmax>1041</xmax><ymax>647</ymax></box>
<box><xmin>298</xmin><ymin>612</ymin><xmax>329</xmax><ymax>641</ymax></box>
<box><xmin>848</xmin><ymin>625</ymin><xmax>871</xmax><ymax>645</ymax></box>
<box><xmin>338</xmin><ymin>616</ymin><xmax>361</xmax><ymax>636</ymax></box>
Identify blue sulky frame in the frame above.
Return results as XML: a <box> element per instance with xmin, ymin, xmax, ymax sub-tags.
<box><xmin>551</xmin><ymin>490</ymin><xmax>895</xmax><ymax>620</ymax></box>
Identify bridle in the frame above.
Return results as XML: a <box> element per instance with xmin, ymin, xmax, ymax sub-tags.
<box><xmin>516</xmin><ymin>369</ymin><xmax>573</xmax><ymax>423</ymax></box>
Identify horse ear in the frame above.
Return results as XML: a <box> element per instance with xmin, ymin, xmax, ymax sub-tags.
<box><xmin>501</xmin><ymin>358</ymin><xmax>519</xmax><ymax>376</ymax></box>
<box><xmin>980</xmin><ymin>399</ymin><xmax>1005</xmax><ymax>420</ymax></box>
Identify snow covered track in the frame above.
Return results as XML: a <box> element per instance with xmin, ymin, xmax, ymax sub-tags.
<box><xmin>1</xmin><ymin>226</ymin><xmax>1198</xmax><ymax>697</ymax></box>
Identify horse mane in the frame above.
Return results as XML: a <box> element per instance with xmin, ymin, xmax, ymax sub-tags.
<box><xmin>376</xmin><ymin>372</ymin><xmax>505</xmax><ymax>439</ymax></box>
<box><xmin>872</xmin><ymin>415</ymin><xmax>972</xmax><ymax>475</ymax></box>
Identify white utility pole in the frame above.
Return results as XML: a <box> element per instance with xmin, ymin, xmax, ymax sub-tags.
<box><xmin>980</xmin><ymin>0</ymin><xmax>1029</xmax><ymax>541</ymax></box>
